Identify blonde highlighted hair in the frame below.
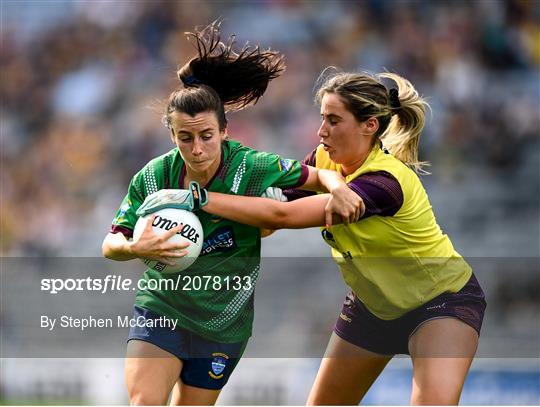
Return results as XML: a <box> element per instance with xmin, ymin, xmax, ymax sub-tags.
<box><xmin>315</xmin><ymin>70</ymin><xmax>430</xmax><ymax>173</ymax></box>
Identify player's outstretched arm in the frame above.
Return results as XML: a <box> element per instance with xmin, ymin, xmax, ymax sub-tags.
<box><xmin>204</xmin><ymin>192</ymin><xmax>339</xmax><ymax>229</ymax></box>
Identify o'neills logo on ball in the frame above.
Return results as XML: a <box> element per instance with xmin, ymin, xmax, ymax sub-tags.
<box><xmin>152</xmin><ymin>215</ymin><xmax>200</xmax><ymax>244</ymax></box>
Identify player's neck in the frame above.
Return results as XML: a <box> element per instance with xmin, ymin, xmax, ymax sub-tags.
<box><xmin>184</xmin><ymin>158</ymin><xmax>221</xmax><ymax>188</ymax></box>
<box><xmin>341</xmin><ymin>149</ymin><xmax>371</xmax><ymax>176</ymax></box>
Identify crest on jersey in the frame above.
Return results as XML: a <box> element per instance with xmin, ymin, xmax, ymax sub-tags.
<box><xmin>115</xmin><ymin>199</ymin><xmax>132</xmax><ymax>223</ymax></box>
<box><xmin>208</xmin><ymin>352</ymin><xmax>229</xmax><ymax>379</ymax></box>
<box><xmin>278</xmin><ymin>158</ymin><xmax>293</xmax><ymax>172</ymax></box>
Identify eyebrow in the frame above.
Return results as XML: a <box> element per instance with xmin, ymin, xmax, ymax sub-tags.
<box><xmin>177</xmin><ymin>128</ymin><xmax>214</xmax><ymax>135</ymax></box>
<box><xmin>321</xmin><ymin>113</ymin><xmax>342</xmax><ymax>120</ymax></box>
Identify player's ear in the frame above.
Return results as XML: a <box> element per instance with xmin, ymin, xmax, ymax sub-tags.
<box><xmin>363</xmin><ymin>117</ymin><xmax>379</xmax><ymax>136</ymax></box>
<box><xmin>221</xmin><ymin>126</ymin><xmax>228</xmax><ymax>141</ymax></box>
<box><xmin>170</xmin><ymin>128</ymin><xmax>176</xmax><ymax>144</ymax></box>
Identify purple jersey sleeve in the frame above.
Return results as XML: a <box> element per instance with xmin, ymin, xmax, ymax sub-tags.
<box><xmin>110</xmin><ymin>225</ymin><xmax>133</xmax><ymax>238</ymax></box>
<box><xmin>348</xmin><ymin>171</ymin><xmax>403</xmax><ymax>219</ymax></box>
<box><xmin>283</xmin><ymin>148</ymin><xmax>318</xmax><ymax>201</ymax></box>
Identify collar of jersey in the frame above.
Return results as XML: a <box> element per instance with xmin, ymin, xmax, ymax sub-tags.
<box><xmin>178</xmin><ymin>142</ymin><xmax>227</xmax><ymax>190</ymax></box>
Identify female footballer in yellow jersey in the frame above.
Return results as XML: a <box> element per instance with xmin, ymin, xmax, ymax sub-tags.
<box><xmin>194</xmin><ymin>71</ymin><xmax>487</xmax><ymax>405</ymax></box>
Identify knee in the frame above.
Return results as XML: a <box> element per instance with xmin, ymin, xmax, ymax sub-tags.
<box><xmin>128</xmin><ymin>388</ymin><xmax>168</xmax><ymax>406</ymax></box>
<box><xmin>306</xmin><ymin>393</ymin><xmax>320</xmax><ymax>406</ymax></box>
<box><xmin>411</xmin><ymin>386</ymin><xmax>461</xmax><ymax>406</ymax></box>
<box><xmin>306</xmin><ymin>395</ymin><xmax>337</xmax><ymax>406</ymax></box>
<box><xmin>126</xmin><ymin>373</ymin><xmax>169</xmax><ymax>406</ymax></box>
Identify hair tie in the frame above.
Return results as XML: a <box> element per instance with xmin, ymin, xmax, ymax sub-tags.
<box><xmin>182</xmin><ymin>75</ymin><xmax>201</xmax><ymax>86</ymax></box>
<box><xmin>389</xmin><ymin>88</ymin><xmax>401</xmax><ymax>112</ymax></box>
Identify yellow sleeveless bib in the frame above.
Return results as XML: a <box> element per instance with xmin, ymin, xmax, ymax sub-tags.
<box><xmin>316</xmin><ymin>144</ymin><xmax>471</xmax><ymax>319</ymax></box>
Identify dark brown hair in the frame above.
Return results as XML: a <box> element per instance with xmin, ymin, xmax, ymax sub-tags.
<box><xmin>164</xmin><ymin>21</ymin><xmax>285</xmax><ymax>131</ymax></box>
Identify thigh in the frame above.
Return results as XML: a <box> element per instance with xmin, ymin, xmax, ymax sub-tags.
<box><xmin>179</xmin><ymin>335</ymin><xmax>247</xmax><ymax>392</ymax></box>
<box><xmin>169</xmin><ymin>379</ymin><xmax>221</xmax><ymax>406</ymax></box>
<box><xmin>307</xmin><ymin>332</ymin><xmax>393</xmax><ymax>406</ymax></box>
<box><xmin>125</xmin><ymin>340</ymin><xmax>182</xmax><ymax>405</ymax></box>
<box><xmin>169</xmin><ymin>335</ymin><xmax>245</xmax><ymax>406</ymax></box>
<box><xmin>409</xmin><ymin>317</ymin><xmax>478</xmax><ymax>405</ymax></box>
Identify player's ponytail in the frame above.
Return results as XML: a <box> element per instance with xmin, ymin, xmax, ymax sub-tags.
<box><xmin>164</xmin><ymin>21</ymin><xmax>285</xmax><ymax>131</ymax></box>
<box><xmin>316</xmin><ymin>70</ymin><xmax>430</xmax><ymax>174</ymax></box>
<box><xmin>179</xmin><ymin>21</ymin><xmax>285</xmax><ymax>110</ymax></box>
<box><xmin>378</xmin><ymin>72</ymin><xmax>430</xmax><ymax>174</ymax></box>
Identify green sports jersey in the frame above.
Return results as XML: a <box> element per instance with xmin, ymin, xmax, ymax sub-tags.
<box><xmin>111</xmin><ymin>139</ymin><xmax>307</xmax><ymax>342</ymax></box>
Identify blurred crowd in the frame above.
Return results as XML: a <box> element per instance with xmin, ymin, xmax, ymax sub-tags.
<box><xmin>1</xmin><ymin>0</ymin><xmax>538</xmax><ymax>256</ymax></box>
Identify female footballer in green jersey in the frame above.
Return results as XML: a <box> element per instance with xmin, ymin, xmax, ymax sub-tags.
<box><xmin>175</xmin><ymin>71</ymin><xmax>487</xmax><ymax>405</ymax></box>
<box><xmin>102</xmin><ymin>24</ymin><xmax>361</xmax><ymax>406</ymax></box>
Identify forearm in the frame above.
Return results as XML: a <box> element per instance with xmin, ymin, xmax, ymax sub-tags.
<box><xmin>102</xmin><ymin>232</ymin><xmax>136</xmax><ymax>261</ymax></box>
<box><xmin>302</xmin><ymin>167</ymin><xmax>365</xmax><ymax>225</ymax></box>
<box><xmin>282</xmin><ymin>188</ymin><xmax>317</xmax><ymax>201</ymax></box>
<box><xmin>301</xmin><ymin>167</ymin><xmax>346</xmax><ymax>193</ymax></box>
<box><xmin>317</xmin><ymin>168</ymin><xmax>347</xmax><ymax>193</ymax></box>
<box><xmin>205</xmin><ymin>193</ymin><xmax>287</xmax><ymax>229</ymax></box>
<box><xmin>204</xmin><ymin>192</ymin><xmax>328</xmax><ymax>229</ymax></box>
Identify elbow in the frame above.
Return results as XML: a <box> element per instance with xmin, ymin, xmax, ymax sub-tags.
<box><xmin>101</xmin><ymin>235</ymin><xmax>114</xmax><ymax>259</ymax></box>
<box><xmin>262</xmin><ymin>206</ymin><xmax>291</xmax><ymax>229</ymax></box>
<box><xmin>102</xmin><ymin>242</ymin><xmax>112</xmax><ymax>259</ymax></box>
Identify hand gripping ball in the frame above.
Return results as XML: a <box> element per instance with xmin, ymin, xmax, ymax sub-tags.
<box><xmin>133</xmin><ymin>208</ymin><xmax>204</xmax><ymax>273</ymax></box>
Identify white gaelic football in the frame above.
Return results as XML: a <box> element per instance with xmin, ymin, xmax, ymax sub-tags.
<box><xmin>133</xmin><ymin>208</ymin><xmax>204</xmax><ymax>273</ymax></box>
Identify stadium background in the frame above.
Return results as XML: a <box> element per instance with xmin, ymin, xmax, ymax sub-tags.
<box><xmin>1</xmin><ymin>0</ymin><xmax>538</xmax><ymax>404</ymax></box>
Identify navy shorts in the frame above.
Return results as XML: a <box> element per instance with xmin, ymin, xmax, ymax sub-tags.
<box><xmin>127</xmin><ymin>306</ymin><xmax>248</xmax><ymax>390</ymax></box>
<box><xmin>334</xmin><ymin>273</ymin><xmax>487</xmax><ymax>356</ymax></box>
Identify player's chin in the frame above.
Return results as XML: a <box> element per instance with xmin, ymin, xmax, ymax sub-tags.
<box><xmin>189</xmin><ymin>160</ymin><xmax>210</xmax><ymax>170</ymax></box>
<box><xmin>327</xmin><ymin>150</ymin><xmax>343</xmax><ymax>162</ymax></box>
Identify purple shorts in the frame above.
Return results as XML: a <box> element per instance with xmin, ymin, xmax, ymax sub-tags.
<box><xmin>334</xmin><ymin>273</ymin><xmax>487</xmax><ymax>356</ymax></box>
